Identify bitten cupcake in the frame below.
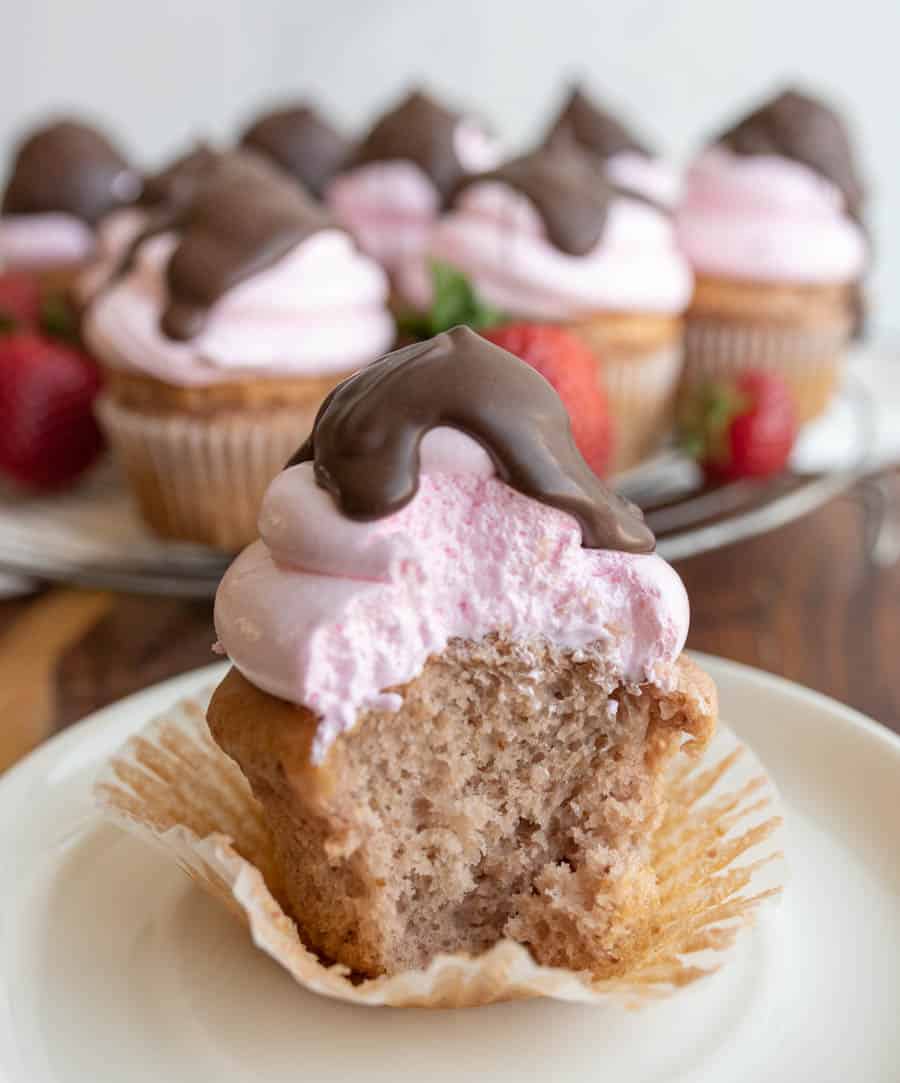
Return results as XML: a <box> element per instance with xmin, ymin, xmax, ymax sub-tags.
<box><xmin>208</xmin><ymin>326</ymin><xmax>716</xmax><ymax>978</ymax></box>
<box><xmin>543</xmin><ymin>84</ymin><xmax>681</xmax><ymax>208</ymax></box>
<box><xmin>676</xmin><ymin>88</ymin><xmax>867</xmax><ymax>422</ymax></box>
<box><xmin>84</xmin><ymin>152</ymin><xmax>394</xmax><ymax>550</ymax></box>
<box><xmin>325</xmin><ymin>89</ymin><xmax>500</xmax><ymax>278</ymax></box>
<box><xmin>0</xmin><ymin>118</ymin><xmax>140</xmax><ymax>293</ymax></box>
<box><xmin>397</xmin><ymin>146</ymin><xmax>693</xmax><ymax>471</ymax></box>
<box><xmin>239</xmin><ymin>103</ymin><xmax>348</xmax><ymax>198</ymax></box>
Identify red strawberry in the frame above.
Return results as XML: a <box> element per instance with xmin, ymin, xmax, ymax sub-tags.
<box><xmin>482</xmin><ymin>323</ymin><xmax>613</xmax><ymax>477</ymax></box>
<box><xmin>0</xmin><ymin>332</ymin><xmax>105</xmax><ymax>490</ymax></box>
<box><xmin>681</xmin><ymin>370</ymin><xmax>797</xmax><ymax>482</ymax></box>
<box><xmin>0</xmin><ymin>271</ymin><xmax>43</xmax><ymax>332</ymax></box>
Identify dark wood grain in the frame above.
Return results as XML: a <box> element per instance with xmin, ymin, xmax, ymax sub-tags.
<box><xmin>0</xmin><ymin>469</ymin><xmax>897</xmax><ymax>760</ymax></box>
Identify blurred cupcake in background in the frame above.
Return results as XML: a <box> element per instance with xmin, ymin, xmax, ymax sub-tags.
<box><xmin>0</xmin><ymin>118</ymin><xmax>140</xmax><ymax>294</ymax></box>
<box><xmin>239</xmin><ymin>102</ymin><xmax>348</xmax><ymax>198</ymax></box>
<box><xmin>84</xmin><ymin>152</ymin><xmax>394</xmax><ymax>550</ymax></box>
<box><xmin>326</xmin><ymin>89</ymin><xmax>500</xmax><ymax>279</ymax></box>
<box><xmin>397</xmin><ymin>145</ymin><xmax>692</xmax><ymax>472</ymax></box>
<box><xmin>543</xmin><ymin>84</ymin><xmax>681</xmax><ymax>208</ymax></box>
<box><xmin>676</xmin><ymin>88</ymin><xmax>867</xmax><ymax>423</ymax></box>
<box><xmin>76</xmin><ymin>143</ymin><xmax>223</xmax><ymax>307</ymax></box>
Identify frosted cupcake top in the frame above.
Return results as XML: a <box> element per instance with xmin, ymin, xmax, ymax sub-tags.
<box><xmin>676</xmin><ymin>88</ymin><xmax>867</xmax><ymax>284</ymax></box>
<box><xmin>397</xmin><ymin>145</ymin><xmax>692</xmax><ymax>319</ymax></box>
<box><xmin>84</xmin><ymin>153</ymin><xmax>393</xmax><ymax>384</ymax></box>
<box><xmin>239</xmin><ymin>103</ymin><xmax>348</xmax><ymax>198</ymax></box>
<box><xmin>543</xmin><ymin>85</ymin><xmax>682</xmax><ymax>208</ymax></box>
<box><xmin>325</xmin><ymin>90</ymin><xmax>501</xmax><ymax>274</ymax></box>
<box><xmin>215</xmin><ymin>327</ymin><xmax>690</xmax><ymax>761</ymax></box>
<box><xmin>0</xmin><ymin>119</ymin><xmax>140</xmax><ymax>269</ymax></box>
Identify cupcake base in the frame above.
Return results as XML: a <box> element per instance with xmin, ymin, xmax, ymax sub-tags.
<box><xmin>568</xmin><ymin>313</ymin><xmax>684</xmax><ymax>473</ymax></box>
<box><xmin>95</xmin><ymin>680</ymin><xmax>784</xmax><ymax>1009</ymax></box>
<box><xmin>681</xmin><ymin>276</ymin><xmax>854</xmax><ymax>423</ymax></box>
<box><xmin>96</xmin><ymin>369</ymin><xmax>345</xmax><ymax>551</ymax></box>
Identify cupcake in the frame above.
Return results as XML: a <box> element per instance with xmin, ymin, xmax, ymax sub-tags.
<box><xmin>543</xmin><ymin>84</ymin><xmax>681</xmax><ymax>208</ymax></box>
<box><xmin>0</xmin><ymin>118</ymin><xmax>140</xmax><ymax>293</ymax></box>
<box><xmin>676</xmin><ymin>88</ymin><xmax>867</xmax><ymax>422</ymax></box>
<box><xmin>76</xmin><ymin>143</ymin><xmax>223</xmax><ymax>307</ymax></box>
<box><xmin>207</xmin><ymin>326</ymin><xmax>717</xmax><ymax>978</ymax></box>
<box><xmin>239</xmin><ymin>103</ymin><xmax>348</xmax><ymax>198</ymax></box>
<box><xmin>397</xmin><ymin>146</ymin><xmax>693</xmax><ymax>472</ymax></box>
<box><xmin>325</xmin><ymin>89</ymin><xmax>500</xmax><ymax>279</ymax></box>
<box><xmin>84</xmin><ymin>152</ymin><xmax>394</xmax><ymax>550</ymax></box>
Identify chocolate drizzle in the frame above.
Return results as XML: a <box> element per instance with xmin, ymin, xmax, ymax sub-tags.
<box><xmin>347</xmin><ymin>90</ymin><xmax>474</xmax><ymax>201</ymax></box>
<box><xmin>140</xmin><ymin>143</ymin><xmax>221</xmax><ymax>213</ymax></box>
<box><xmin>2</xmin><ymin>119</ymin><xmax>139</xmax><ymax>226</ymax></box>
<box><xmin>290</xmin><ymin>326</ymin><xmax>654</xmax><ymax>553</ymax></box>
<box><xmin>452</xmin><ymin>145</ymin><xmax>616</xmax><ymax>256</ymax></box>
<box><xmin>162</xmin><ymin>153</ymin><xmax>331</xmax><ymax>340</ymax></box>
<box><xmin>719</xmin><ymin>88</ymin><xmax>865</xmax><ymax>219</ymax></box>
<box><xmin>544</xmin><ymin>86</ymin><xmax>649</xmax><ymax>160</ymax></box>
<box><xmin>240</xmin><ymin>105</ymin><xmax>348</xmax><ymax>197</ymax></box>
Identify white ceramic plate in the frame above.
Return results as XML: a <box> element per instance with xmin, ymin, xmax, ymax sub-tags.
<box><xmin>0</xmin><ymin>654</ymin><xmax>898</xmax><ymax>1082</ymax></box>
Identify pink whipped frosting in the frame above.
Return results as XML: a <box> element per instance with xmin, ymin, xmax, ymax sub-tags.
<box><xmin>75</xmin><ymin>206</ymin><xmax>148</xmax><ymax>304</ymax></box>
<box><xmin>215</xmin><ymin>428</ymin><xmax>689</xmax><ymax>762</ymax></box>
<box><xmin>676</xmin><ymin>147</ymin><xmax>867</xmax><ymax>283</ymax></box>
<box><xmin>396</xmin><ymin>181</ymin><xmax>693</xmax><ymax>319</ymax></box>
<box><xmin>606</xmin><ymin>151</ymin><xmax>682</xmax><ymax>208</ymax></box>
<box><xmin>0</xmin><ymin>212</ymin><xmax>95</xmax><ymax>270</ymax></box>
<box><xmin>83</xmin><ymin>228</ymin><xmax>394</xmax><ymax>384</ymax></box>
<box><xmin>325</xmin><ymin>120</ymin><xmax>501</xmax><ymax>275</ymax></box>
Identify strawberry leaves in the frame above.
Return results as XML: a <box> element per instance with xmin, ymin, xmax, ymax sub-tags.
<box><xmin>398</xmin><ymin>262</ymin><xmax>503</xmax><ymax>339</ymax></box>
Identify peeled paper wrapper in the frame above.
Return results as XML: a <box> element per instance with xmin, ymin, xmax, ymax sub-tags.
<box><xmin>94</xmin><ymin>686</ymin><xmax>785</xmax><ymax>1010</ymax></box>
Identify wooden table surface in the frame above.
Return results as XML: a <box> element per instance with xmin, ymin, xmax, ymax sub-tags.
<box><xmin>1</xmin><ymin>469</ymin><xmax>899</xmax><ymax>771</ymax></box>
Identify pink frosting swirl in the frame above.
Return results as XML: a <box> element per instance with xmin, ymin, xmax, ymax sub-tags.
<box><xmin>325</xmin><ymin>120</ymin><xmax>501</xmax><ymax>275</ymax></box>
<box><xmin>215</xmin><ymin>428</ymin><xmax>689</xmax><ymax>762</ymax></box>
<box><xmin>396</xmin><ymin>181</ymin><xmax>693</xmax><ymax>319</ymax></box>
<box><xmin>74</xmin><ymin>206</ymin><xmax>149</xmax><ymax>304</ymax></box>
<box><xmin>676</xmin><ymin>147</ymin><xmax>867</xmax><ymax>283</ymax></box>
<box><xmin>606</xmin><ymin>151</ymin><xmax>682</xmax><ymax>208</ymax></box>
<box><xmin>0</xmin><ymin>212</ymin><xmax>95</xmax><ymax>270</ymax></box>
<box><xmin>83</xmin><ymin>228</ymin><xmax>394</xmax><ymax>385</ymax></box>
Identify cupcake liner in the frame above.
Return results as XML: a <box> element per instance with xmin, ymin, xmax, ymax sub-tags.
<box><xmin>682</xmin><ymin>317</ymin><xmax>851</xmax><ymax>423</ymax></box>
<box><xmin>597</xmin><ymin>342</ymin><xmax>683</xmax><ymax>474</ymax></box>
<box><xmin>95</xmin><ymin>395</ymin><xmax>316</xmax><ymax>551</ymax></box>
<box><xmin>94</xmin><ymin>685</ymin><xmax>785</xmax><ymax>1010</ymax></box>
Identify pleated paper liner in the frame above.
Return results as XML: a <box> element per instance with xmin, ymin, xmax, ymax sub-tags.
<box><xmin>94</xmin><ymin>686</ymin><xmax>785</xmax><ymax>1010</ymax></box>
<box><xmin>95</xmin><ymin>396</ymin><xmax>317</xmax><ymax>551</ymax></box>
<box><xmin>681</xmin><ymin>316</ymin><xmax>851</xmax><ymax>424</ymax></box>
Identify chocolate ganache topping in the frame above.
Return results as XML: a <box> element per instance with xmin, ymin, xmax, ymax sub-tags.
<box><xmin>240</xmin><ymin>104</ymin><xmax>348</xmax><ymax>198</ymax></box>
<box><xmin>140</xmin><ymin>142</ymin><xmax>222</xmax><ymax>214</ymax></box>
<box><xmin>290</xmin><ymin>325</ymin><xmax>654</xmax><ymax>553</ymax></box>
<box><xmin>544</xmin><ymin>85</ymin><xmax>650</xmax><ymax>160</ymax></box>
<box><xmin>452</xmin><ymin>144</ymin><xmax>617</xmax><ymax>256</ymax></box>
<box><xmin>719</xmin><ymin>88</ymin><xmax>864</xmax><ymax>218</ymax></box>
<box><xmin>347</xmin><ymin>90</ymin><xmax>477</xmax><ymax>201</ymax></box>
<box><xmin>162</xmin><ymin>152</ymin><xmax>332</xmax><ymax>340</ymax></box>
<box><xmin>2</xmin><ymin>119</ymin><xmax>139</xmax><ymax>226</ymax></box>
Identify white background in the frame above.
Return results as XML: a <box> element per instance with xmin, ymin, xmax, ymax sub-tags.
<box><xmin>4</xmin><ymin>0</ymin><xmax>897</xmax><ymax>336</ymax></box>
